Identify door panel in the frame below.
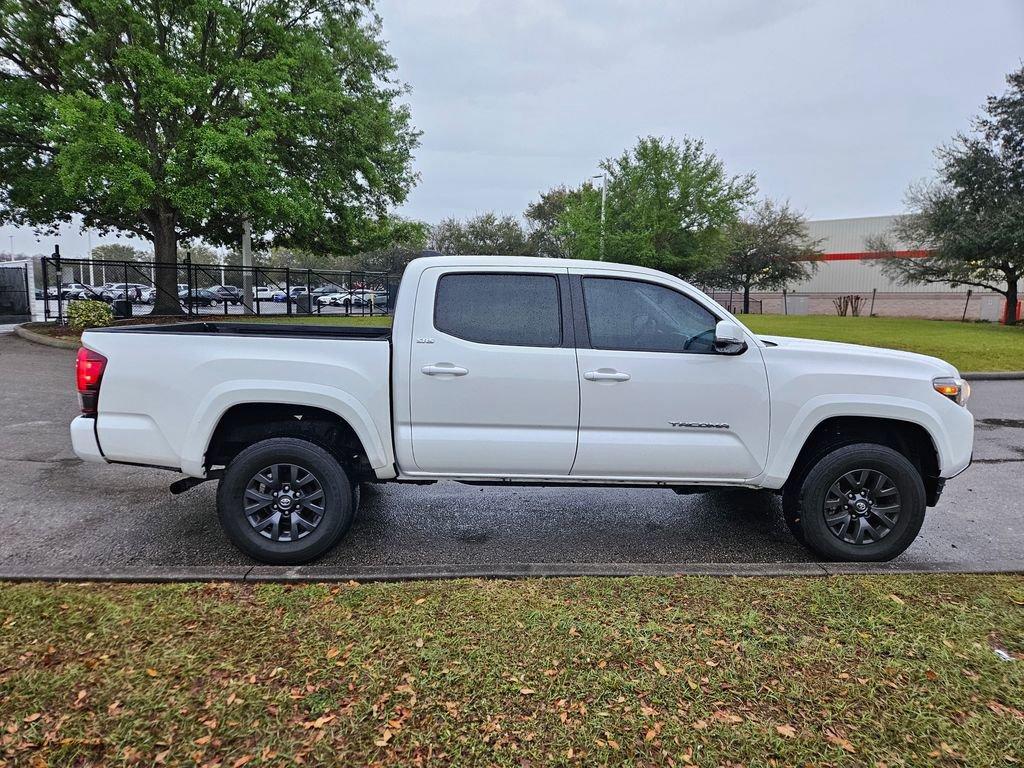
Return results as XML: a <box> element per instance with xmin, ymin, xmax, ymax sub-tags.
<box><xmin>570</xmin><ymin>272</ymin><xmax>770</xmax><ymax>480</ymax></box>
<box><xmin>408</xmin><ymin>267</ymin><xmax>580</xmax><ymax>475</ymax></box>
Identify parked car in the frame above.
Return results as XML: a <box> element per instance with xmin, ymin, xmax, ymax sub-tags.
<box><xmin>209</xmin><ymin>285</ymin><xmax>243</xmax><ymax>304</ymax></box>
<box><xmin>253</xmin><ymin>286</ymin><xmax>277</xmax><ymax>301</ymax></box>
<box><xmin>49</xmin><ymin>282</ymin><xmax>91</xmax><ymax>299</ymax></box>
<box><xmin>71</xmin><ymin>255</ymin><xmax>974</xmax><ymax>565</ymax></box>
<box><xmin>66</xmin><ymin>285</ymin><xmax>106</xmax><ymax>301</ymax></box>
<box><xmin>178</xmin><ymin>288</ymin><xmax>221</xmax><ymax>307</ymax></box>
<box><xmin>99</xmin><ymin>283</ymin><xmax>148</xmax><ymax>301</ymax></box>
<box><xmin>311</xmin><ymin>284</ymin><xmax>344</xmax><ymax>298</ymax></box>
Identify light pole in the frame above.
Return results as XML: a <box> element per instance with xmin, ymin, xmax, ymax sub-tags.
<box><xmin>591</xmin><ymin>172</ymin><xmax>607</xmax><ymax>260</ymax></box>
<box><xmin>241</xmin><ymin>217</ymin><xmax>254</xmax><ymax>314</ymax></box>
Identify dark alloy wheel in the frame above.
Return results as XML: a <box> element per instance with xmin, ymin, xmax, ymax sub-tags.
<box><xmin>794</xmin><ymin>443</ymin><xmax>926</xmax><ymax>562</ymax></box>
<box><xmin>244</xmin><ymin>463</ymin><xmax>326</xmax><ymax>542</ymax></box>
<box><xmin>823</xmin><ymin>469</ymin><xmax>901</xmax><ymax>545</ymax></box>
<box><xmin>217</xmin><ymin>438</ymin><xmax>355</xmax><ymax>564</ymax></box>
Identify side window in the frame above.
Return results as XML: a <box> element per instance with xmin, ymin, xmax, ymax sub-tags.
<box><xmin>582</xmin><ymin>277</ymin><xmax>719</xmax><ymax>353</ymax></box>
<box><xmin>434</xmin><ymin>273</ymin><xmax>562</xmax><ymax>347</ymax></box>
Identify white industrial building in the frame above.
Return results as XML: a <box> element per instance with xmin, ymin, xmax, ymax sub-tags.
<box><xmin>721</xmin><ymin>215</ymin><xmax>1008</xmax><ymax>320</ymax></box>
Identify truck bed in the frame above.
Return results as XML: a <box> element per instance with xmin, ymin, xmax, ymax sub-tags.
<box><xmin>89</xmin><ymin>321</ymin><xmax>393</xmax><ymax>341</ymax></box>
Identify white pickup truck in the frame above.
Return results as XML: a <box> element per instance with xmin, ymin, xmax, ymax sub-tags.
<box><xmin>71</xmin><ymin>255</ymin><xmax>974</xmax><ymax>564</ymax></box>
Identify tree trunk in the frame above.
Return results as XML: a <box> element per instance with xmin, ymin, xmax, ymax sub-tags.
<box><xmin>150</xmin><ymin>210</ymin><xmax>184</xmax><ymax>316</ymax></box>
<box><xmin>742</xmin><ymin>282</ymin><xmax>750</xmax><ymax>314</ymax></box>
<box><xmin>1005</xmin><ymin>278</ymin><xmax>1019</xmax><ymax>325</ymax></box>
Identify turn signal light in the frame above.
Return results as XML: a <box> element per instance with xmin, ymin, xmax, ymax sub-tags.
<box><xmin>76</xmin><ymin>347</ymin><xmax>107</xmax><ymax>416</ymax></box>
<box><xmin>932</xmin><ymin>377</ymin><xmax>970</xmax><ymax>406</ymax></box>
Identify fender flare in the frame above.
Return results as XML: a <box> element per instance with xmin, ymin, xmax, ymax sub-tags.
<box><xmin>757</xmin><ymin>395</ymin><xmax>950</xmax><ymax>489</ymax></box>
<box><xmin>178</xmin><ymin>380</ymin><xmax>390</xmax><ymax>477</ymax></box>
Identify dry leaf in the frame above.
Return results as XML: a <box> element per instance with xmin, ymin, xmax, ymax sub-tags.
<box><xmin>519</xmin><ymin>688</ymin><xmax>536</xmax><ymax>695</ymax></box>
<box><xmin>653</xmin><ymin>660</ymin><xmax>668</xmax><ymax>676</ymax></box>
<box><xmin>326</xmin><ymin>647</ymin><xmax>340</xmax><ymax>659</ymax></box>
<box><xmin>23</xmin><ymin>713</ymin><xmax>41</xmax><ymax>723</ymax></box>
<box><xmin>776</xmin><ymin>724</ymin><xmax>797</xmax><ymax>738</ymax></box>
<box><xmin>888</xmin><ymin>594</ymin><xmax>905</xmax><ymax>605</ymax></box>
<box><xmin>232</xmin><ymin>757</ymin><xmax>254</xmax><ymax>768</ymax></box>
<box><xmin>146</xmin><ymin>668</ymin><xmax>159</xmax><ymax>677</ymax></box>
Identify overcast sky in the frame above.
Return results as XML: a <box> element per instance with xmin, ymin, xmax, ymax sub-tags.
<box><xmin>3</xmin><ymin>0</ymin><xmax>1022</xmax><ymax>257</ymax></box>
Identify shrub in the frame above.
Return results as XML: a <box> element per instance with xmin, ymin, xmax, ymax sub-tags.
<box><xmin>68</xmin><ymin>300</ymin><xmax>114</xmax><ymax>332</ymax></box>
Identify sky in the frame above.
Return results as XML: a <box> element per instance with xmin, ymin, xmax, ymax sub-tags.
<box><xmin>3</xmin><ymin>0</ymin><xmax>1022</xmax><ymax>257</ymax></box>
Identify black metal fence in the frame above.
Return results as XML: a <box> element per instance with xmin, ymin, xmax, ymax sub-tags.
<box><xmin>41</xmin><ymin>253</ymin><xmax>399</xmax><ymax>324</ymax></box>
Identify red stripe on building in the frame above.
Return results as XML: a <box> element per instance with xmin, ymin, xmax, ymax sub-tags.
<box><xmin>810</xmin><ymin>249</ymin><xmax>930</xmax><ymax>262</ymax></box>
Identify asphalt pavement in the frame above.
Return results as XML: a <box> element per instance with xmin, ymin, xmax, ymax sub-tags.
<box><xmin>1</xmin><ymin>330</ymin><xmax>1021</xmax><ymax>579</ymax></box>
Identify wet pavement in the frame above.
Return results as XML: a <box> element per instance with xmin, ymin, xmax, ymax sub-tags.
<box><xmin>0</xmin><ymin>331</ymin><xmax>1021</xmax><ymax>575</ymax></box>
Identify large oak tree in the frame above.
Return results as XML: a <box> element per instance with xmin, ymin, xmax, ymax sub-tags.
<box><xmin>877</xmin><ymin>66</ymin><xmax>1024</xmax><ymax>324</ymax></box>
<box><xmin>0</xmin><ymin>0</ymin><xmax>418</xmax><ymax>313</ymax></box>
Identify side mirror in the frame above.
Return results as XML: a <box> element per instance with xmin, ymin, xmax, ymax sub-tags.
<box><xmin>714</xmin><ymin>320</ymin><xmax>747</xmax><ymax>355</ymax></box>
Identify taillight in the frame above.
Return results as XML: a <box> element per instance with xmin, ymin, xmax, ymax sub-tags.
<box><xmin>76</xmin><ymin>347</ymin><xmax>107</xmax><ymax>416</ymax></box>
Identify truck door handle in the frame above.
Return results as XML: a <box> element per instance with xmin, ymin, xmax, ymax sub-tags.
<box><xmin>421</xmin><ymin>363</ymin><xmax>469</xmax><ymax>377</ymax></box>
<box><xmin>584</xmin><ymin>369</ymin><xmax>631</xmax><ymax>382</ymax></box>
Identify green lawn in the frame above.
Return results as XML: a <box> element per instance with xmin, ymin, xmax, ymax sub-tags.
<box><xmin>744</xmin><ymin>316</ymin><xmax>1024</xmax><ymax>372</ymax></box>
<box><xmin>0</xmin><ymin>575</ymin><xmax>1021</xmax><ymax>766</ymax></box>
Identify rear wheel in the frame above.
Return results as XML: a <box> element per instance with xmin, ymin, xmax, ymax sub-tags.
<box><xmin>217</xmin><ymin>437</ymin><xmax>355</xmax><ymax>564</ymax></box>
<box><xmin>794</xmin><ymin>443</ymin><xmax>925</xmax><ymax>561</ymax></box>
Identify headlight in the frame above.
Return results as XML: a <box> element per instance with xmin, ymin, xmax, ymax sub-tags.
<box><xmin>933</xmin><ymin>377</ymin><xmax>970</xmax><ymax>406</ymax></box>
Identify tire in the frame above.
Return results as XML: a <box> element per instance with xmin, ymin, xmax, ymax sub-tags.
<box><xmin>216</xmin><ymin>437</ymin><xmax>355</xmax><ymax>564</ymax></box>
<box><xmin>795</xmin><ymin>443</ymin><xmax>926</xmax><ymax>561</ymax></box>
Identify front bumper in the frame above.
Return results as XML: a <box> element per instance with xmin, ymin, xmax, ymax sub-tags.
<box><xmin>70</xmin><ymin>416</ymin><xmax>106</xmax><ymax>464</ymax></box>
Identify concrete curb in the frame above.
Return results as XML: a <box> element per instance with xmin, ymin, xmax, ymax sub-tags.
<box><xmin>962</xmin><ymin>371</ymin><xmax>1024</xmax><ymax>380</ymax></box>
<box><xmin>14</xmin><ymin>323</ymin><xmax>79</xmax><ymax>350</ymax></box>
<box><xmin>1</xmin><ymin>560</ymin><xmax>1021</xmax><ymax>583</ymax></box>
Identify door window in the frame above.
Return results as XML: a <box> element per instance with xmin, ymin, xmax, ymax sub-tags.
<box><xmin>582</xmin><ymin>277</ymin><xmax>718</xmax><ymax>353</ymax></box>
<box><xmin>434</xmin><ymin>273</ymin><xmax>562</xmax><ymax>347</ymax></box>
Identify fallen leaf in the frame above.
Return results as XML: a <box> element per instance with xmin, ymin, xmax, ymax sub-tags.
<box><xmin>374</xmin><ymin>729</ymin><xmax>393</xmax><ymax>746</ymax></box>
<box><xmin>415</xmin><ymin>638</ymin><xmax>424</xmax><ymax>648</ymax></box>
<box><xmin>776</xmin><ymin>724</ymin><xmax>797</xmax><ymax>738</ymax></box>
<box><xmin>414</xmin><ymin>598</ymin><xmax>426</xmax><ymax>605</ymax></box>
<box><xmin>23</xmin><ymin>713</ymin><xmax>41</xmax><ymax>723</ymax></box>
<box><xmin>520</xmin><ymin>688</ymin><xmax>536</xmax><ymax>695</ymax></box>
<box><xmin>826</xmin><ymin>731</ymin><xmax>856</xmax><ymax>753</ymax></box>
<box><xmin>146</xmin><ymin>668</ymin><xmax>159</xmax><ymax>677</ymax></box>
<box><xmin>326</xmin><ymin>647</ymin><xmax>340</xmax><ymax>659</ymax></box>
<box><xmin>653</xmin><ymin>660</ymin><xmax>668</xmax><ymax>676</ymax></box>
<box><xmin>232</xmin><ymin>757</ymin><xmax>254</xmax><ymax>768</ymax></box>
<box><xmin>888</xmin><ymin>594</ymin><xmax>905</xmax><ymax>606</ymax></box>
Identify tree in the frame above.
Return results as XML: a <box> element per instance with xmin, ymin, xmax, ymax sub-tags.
<box><xmin>0</xmin><ymin>0</ymin><xmax>418</xmax><ymax>314</ymax></box>
<box><xmin>428</xmin><ymin>213</ymin><xmax>532</xmax><ymax>256</ymax></box>
<box><xmin>558</xmin><ymin>136</ymin><xmax>755</xmax><ymax>276</ymax></box>
<box><xmin>348</xmin><ymin>219</ymin><xmax>429</xmax><ymax>273</ymax></box>
<box><xmin>525</xmin><ymin>185</ymin><xmax>585</xmax><ymax>259</ymax></box>
<box><xmin>697</xmin><ymin>199</ymin><xmax>821</xmax><ymax>313</ymax></box>
<box><xmin>874</xmin><ymin>66</ymin><xmax>1024</xmax><ymax>324</ymax></box>
<box><xmin>90</xmin><ymin>243</ymin><xmax>150</xmax><ymax>263</ymax></box>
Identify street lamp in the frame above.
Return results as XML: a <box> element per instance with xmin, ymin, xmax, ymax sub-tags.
<box><xmin>591</xmin><ymin>172</ymin><xmax>607</xmax><ymax>261</ymax></box>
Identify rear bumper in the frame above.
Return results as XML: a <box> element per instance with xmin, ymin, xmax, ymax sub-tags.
<box><xmin>70</xmin><ymin>416</ymin><xmax>106</xmax><ymax>464</ymax></box>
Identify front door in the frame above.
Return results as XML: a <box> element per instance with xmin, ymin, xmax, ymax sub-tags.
<box><xmin>569</xmin><ymin>272</ymin><xmax>770</xmax><ymax>481</ymax></box>
<box><xmin>407</xmin><ymin>266</ymin><xmax>580</xmax><ymax>476</ymax></box>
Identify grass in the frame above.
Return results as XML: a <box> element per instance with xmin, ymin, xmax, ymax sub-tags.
<box><xmin>1</xmin><ymin>575</ymin><xmax>1022</xmax><ymax>766</ymax></box>
<box><xmin>743</xmin><ymin>316</ymin><xmax>1024</xmax><ymax>372</ymax></box>
<box><xmin>25</xmin><ymin>312</ymin><xmax>1024</xmax><ymax>371</ymax></box>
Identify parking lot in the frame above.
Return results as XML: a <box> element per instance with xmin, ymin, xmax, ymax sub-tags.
<box><xmin>1</xmin><ymin>329</ymin><xmax>1022</xmax><ymax>577</ymax></box>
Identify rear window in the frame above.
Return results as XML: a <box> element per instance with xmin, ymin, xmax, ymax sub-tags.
<box><xmin>434</xmin><ymin>273</ymin><xmax>562</xmax><ymax>347</ymax></box>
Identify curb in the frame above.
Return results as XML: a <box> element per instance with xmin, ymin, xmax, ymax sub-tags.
<box><xmin>962</xmin><ymin>371</ymin><xmax>1024</xmax><ymax>381</ymax></box>
<box><xmin>1</xmin><ymin>560</ymin><xmax>1021</xmax><ymax>583</ymax></box>
<box><xmin>14</xmin><ymin>323</ymin><xmax>79</xmax><ymax>350</ymax></box>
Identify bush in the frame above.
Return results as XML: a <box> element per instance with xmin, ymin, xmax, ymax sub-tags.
<box><xmin>68</xmin><ymin>300</ymin><xmax>114</xmax><ymax>332</ymax></box>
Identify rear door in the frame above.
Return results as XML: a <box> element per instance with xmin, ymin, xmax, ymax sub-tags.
<box><xmin>569</xmin><ymin>270</ymin><xmax>770</xmax><ymax>481</ymax></box>
<box><xmin>407</xmin><ymin>266</ymin><xmax>579</xmax><ymax>475</ymax></box>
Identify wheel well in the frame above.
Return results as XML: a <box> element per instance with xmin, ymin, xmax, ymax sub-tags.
<box><xmin>785</xmin><ymin>416</ymin><xmax>941</xmax><ymax>504</ymax></box>
<box><xmin>205</xmin><ymin>403</ymin><xmax>373</xmax><ymax>479</ymax></box>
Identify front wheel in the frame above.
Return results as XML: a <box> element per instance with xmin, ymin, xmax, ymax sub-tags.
<box><xmin>216</xmin><ymin>438</ymin><xmax>355</xmax><ymax>564</ymax></box>
<box><xmin>792</xmin><ymin>443</ymin><xmax>926</xmax><ymax>561</ymax></box>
